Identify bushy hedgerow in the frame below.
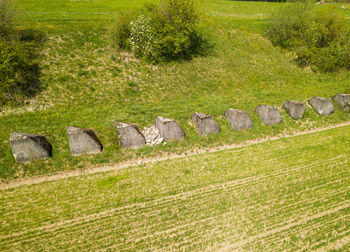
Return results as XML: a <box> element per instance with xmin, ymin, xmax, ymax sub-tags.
<box><xmin>113</xmin><ymin>0</ymin><xmax>207</xmax><ymax>63</ymax></box>
<box><xmin>0</xmin><ymin>0</ymin><xmax>44</xmax><ymax>107</ymax></box>
<box><xmin>267</xmin><ymin>0</ymin><xmax>350</xmax><ymax>72</ymax></box>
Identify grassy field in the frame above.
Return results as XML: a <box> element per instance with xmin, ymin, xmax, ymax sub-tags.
<box><xmin>1</xmin><ymin>125</ymin><xmax>349</xmax><ymax>250</ymax></box>
<box><xmin>0</xmin><ymin>0</ymin><xmax>350</xmax><ymax>180</ymax></box>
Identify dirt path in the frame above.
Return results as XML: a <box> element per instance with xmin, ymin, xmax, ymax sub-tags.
<box><xmin>1</xmin><ymin>121</ymin><xmax>349</xmax><ymax>190</ymax></box>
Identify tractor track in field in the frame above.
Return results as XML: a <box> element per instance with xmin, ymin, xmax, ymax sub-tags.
<box><xmin>2</xmin><ymin>155</ymin><xmax>347</xmax><ymax>242</ymax></box>
<box><xmin>1</xmin><ymin>121</ymin><xmax>350</xmax><ymax>190</ymax></box>
<box><xmin>2</xmin><ymin>159</ymin><xmax>349</xmax><ymax>250</ymax></box>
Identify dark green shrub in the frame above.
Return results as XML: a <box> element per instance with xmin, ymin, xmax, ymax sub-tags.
<box><xmin>267</xmin><ymin>1</ymin><xmax>315</xmax><ymax>49</ymax></box>
<box><xmin>148</xmin><ymin>0</ymin><xmax>205</xmax><ymax>62</ymax></box>
<box><xmin>344</xmin><ymin>43</ymin><xmax>350</xmax><ymax>69</ymax></box>
<box><xmin>113</xmin><ymin>0</ymin><xmax>207</xmax><ymax>63</ymax></box>
<box><xmin>312</xmin><ymin>41</ymin><xmax>345</xmax><ymax>72</ymax></box>
<box><xmin>267</xmin><ymin>1</ymin><xmax>350</xmax><ymax>72</ymax></box>
<box><xmin>314</xmin><ymin>9</ymin><xmax>348</xmax><ymax>48</ymax></box>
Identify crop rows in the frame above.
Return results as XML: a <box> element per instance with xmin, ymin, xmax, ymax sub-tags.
<box><xmin>2</xmin><ymin>160</ymin><xmax>349</xmax><ymax>250</ymax></box>
<box><xmin>1</xmin><ymin>126</ymin><xmax>350</xmax><ymax>250</ymax></box>
<box><xmin>1</xmin><ymin>151</ymin><xmax>346</xmax><ymax>236</ymax></box>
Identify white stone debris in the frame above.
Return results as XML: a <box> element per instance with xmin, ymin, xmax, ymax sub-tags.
<box><xmin>142</xmin><ymin>125</ymin><xmax>166</xmax><ymax>146</ymax></box>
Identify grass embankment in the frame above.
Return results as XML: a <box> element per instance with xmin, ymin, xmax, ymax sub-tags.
<box><xmin>0</xmin><ymin>0</ymin><xmax>350</xmax><ymax>180</ymax></box>
<box><xmin>1</xmin><ymin>125</ymin><xmax>349</xmax><ymax>250</ymax></box>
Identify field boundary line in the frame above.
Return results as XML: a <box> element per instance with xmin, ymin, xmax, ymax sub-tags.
<box><xmin>1</xmin><ymin>121</ymin><xmax>350</xmax><ymax>190</ymax></box>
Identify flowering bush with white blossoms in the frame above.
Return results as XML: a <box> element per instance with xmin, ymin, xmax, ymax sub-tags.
<box><xmin>129</xmin><ymin>15</ymin><xmax>155</xmax><ymax>58</ymax></box>
<box><xmin>114</xmin><ymin>0</ymin><xmax>207</xmax><ymax>63</ymax></box>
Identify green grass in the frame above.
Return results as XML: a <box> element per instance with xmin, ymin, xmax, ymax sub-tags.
<box><xmin>0</xmin><ymin>0</ymin><xmax>350</xmax><ymax>180</ymax></box>
<box><xmin>0</xmin><ymin>125</ymin><xmax>349</xmax><ymax>250</ymax></box>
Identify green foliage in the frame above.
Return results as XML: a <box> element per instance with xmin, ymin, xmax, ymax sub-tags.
<box><xmin>1</xmin><ymin>0</ymin><xmax>350</xmax><ymax>179</ymax></box>
<box><xmin>267</xmin><ymin>1</ymin><xmax>315</xmax><ymax>49</ymax></box>
<box><xmin>0</xmin><ymin>0</ymin><xmax>13</xmax><ymax>38</ymax></box>
<box><xmin>0</xmin><ymin>0</ymin><xmax>44</xmax><ymax>106</ymax></box>
<box><xmin>114</xmin><ymin>0</ymin><xmax>206</xmax><ymax>63</ymax></box>
<box><xmin>310</xmin><ymin>9</ymin><xmax>350</xmax><ymax>71</ymax></box>
<box><xmin>0</xmin><ymin>32</ymin><xmax>44</xmax><ymax>106</ymax></box>
<box><xmin>113</xmin><ymin>11</ymin><xmax>139</xmax><ymax>50</ymax></box>
<box><xmin>0</xmin><ymin>39</ymin><xmax>19</xmax><ymax>105</ymax></box>
<box><xmin>267</xmin><ymin>1</ymin><xmax>350</xmax><ymax>72</ymax></box>
<box><xmin>150</xmin><ymin>0</ymin><xmax>205</xmax><ymax>61</ymax></box>
<box><xmin>129</xmin><ymin>14</ymin><xmax>154</xmax><ymax>58</ymax></box>
<box><xmin>315</xmin><ymin>9</ymin><xmax>347</xmax><ymax>48</ymax></box>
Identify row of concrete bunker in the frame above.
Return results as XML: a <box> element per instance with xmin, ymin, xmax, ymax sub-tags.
<box><xmin>9</xmin><ymin>94</ymin><xmax>350</xmax><ymax>163</ymax></box>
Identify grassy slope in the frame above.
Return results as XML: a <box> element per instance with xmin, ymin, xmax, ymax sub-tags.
<box><xmin>0</xmin><ymin>0</ymin><xmax>350</xmax><ymax>180</ymax></box>
<box><xmin>1</xmin><ymin>125</ymin><xmax>349</xmax><ymax>250</ymax></box>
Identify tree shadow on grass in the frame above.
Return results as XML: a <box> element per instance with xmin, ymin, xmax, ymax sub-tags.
<box><xmin>14</xmin><ymin>29</ymin><xmax>46</xmax><ymax>102</ymax></box>
<box><xmin>0</xmin><ymin>28</ymin><xmax>46</xmax><ymax>108</ymax></box>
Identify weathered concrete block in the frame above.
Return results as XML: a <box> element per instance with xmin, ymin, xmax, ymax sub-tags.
<box><xmin>309</xmin><ymin>97</ymin><xmax>334</xmax><ymax>116</ymax></box>
<box><xmin>155</xmin><ymin>116</ymin><xmax>185</xmax><ymax>141</ymax></box>
<box><xmin>10</xmin><ymin>132</ymin><xmax>52</xmax><ymax>163</ymax></box>
<box><xmin>283</xmin><ymin>100</ymin><xmax>306</xmax><ymax>119</ymax></box>
<box><xmin>224</xmin><ymin>108</ymin><xmax>253</xmax><ymax>130</ymax></box>
<box><xmin>67</xmin><ymin>126</ymin><xmax>103</xmax><ymax>156</ymax></box>
<box><xmin>116</xmin><ymin>122</ymin><xmax>146</xmax><ymax>148</ymax></box>
<box><xmin>334</xmin><ymin>93</ymin><xmax>350</xmax><ymax>112</ymax></box>
<box><xmin>255</xmin><ymin>105</ymin><xmax>283</xmax><ymax>125</ymax></box>
<box><xmin>191</xmin><ymin>112</ymin><xmax>220</xmax><ymax>136</ymax></box>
